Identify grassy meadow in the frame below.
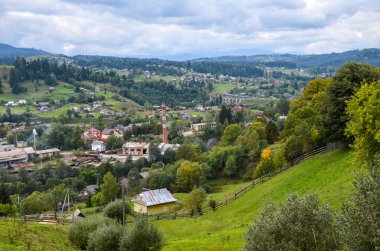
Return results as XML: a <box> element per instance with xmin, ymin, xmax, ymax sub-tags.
<box><xmin>0</xmin><ymin>220</ymin><xmax>77</xmax><ymax>251</ymax></box>
<box><xmin>157</xmin><ymin>149</ymin><xmax>356</xmax><ymax>250</ymax></box>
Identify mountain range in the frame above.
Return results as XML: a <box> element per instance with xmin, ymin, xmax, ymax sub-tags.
<box><xmin>1</xmin><ymin>43</ymin><xmax>379</xmax><ymax>69</ymax></box>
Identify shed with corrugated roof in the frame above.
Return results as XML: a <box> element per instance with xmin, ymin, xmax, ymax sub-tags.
<box><xmin>132</xmin><ymin>188</ymin><xmax>177</xmax><ymax>215</ymax></box>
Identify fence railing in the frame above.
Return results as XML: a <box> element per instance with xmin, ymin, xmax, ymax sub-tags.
<box><xmin>149</xmin><ymin>145</ymin><xmax>329</xmax><ymax>221</ymax></box>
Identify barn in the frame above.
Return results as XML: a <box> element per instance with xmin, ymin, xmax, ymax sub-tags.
<box><xmin>132</xmin><ymin>188</ymin><xmax>177</xmax><ymax>215</ymax></box>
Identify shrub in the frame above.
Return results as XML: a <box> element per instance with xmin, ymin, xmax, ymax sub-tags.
<box><xmin>244</xmin><ymin>194</ymin><xmax>339</xmax><ymax>251</ymax></box>
<box><xmin>119</xmin><ymin>217</ymin><xmax>163</xmax><ymax>251</ymax></box>
<box><xmin>339</xmin><ymin>166</ymin><xmax>380</xmax><ymax>250</ymax></box>
<box><xmin>103</xmin><ymin>199</ymin><xmax>132</xmax><ymax>223</ymax></box>
<box><xmin>184</xmin><ymin>187</ymin><xmax>207</xmax><ymax>214</ymax></box>
<box><xmin>68</xmin><ymin>216</ymin><xmax>111</xmax><ymax>250</ymax></box>
<box><xmin>87</xmin><ymin>224</ymin><xmax>124</xmax><ymax>251</ymax></box>
<box><xmin>208</xmin><ymin>199</ymin><xmax>217</xmax><ymax>211</ymax></box>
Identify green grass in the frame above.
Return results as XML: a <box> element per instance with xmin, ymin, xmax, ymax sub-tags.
<box><xmin>157</xmin><ymin>149</ymin><xmax>356</xmax><ymax>250</ymax></box>
<box><xmin>0</xmin><ymin>219</ymin><xmax>78</xmax><ymax>251</ymax></box>
<box><xmin>212</xmin><ymin>82</ymin><xmax>236</xmax><ymax>94</ymax></box>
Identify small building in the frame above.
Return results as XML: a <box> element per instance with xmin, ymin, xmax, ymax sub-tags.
<box><xmin>83</xmin><ymin>128</ymin><xmax>101</xmax><ymax>140</ymax></box>
<box><xmin>91</xmin><ymin>140</ymin><xmax>106</xmax><ymax>152</ymax></box>
<box><xmin>35</xmin><ymin>148</ymin><xmax>60</xmax><ymax>159</ymax></box>
<box><xmin>0</xmin><ymin>149</ymin><xmax>29</xmax><ymax>167</ymax></box>
<box><xmin>73</xmin><ymin>209</ymin><xmax>85</xmax><ymax>222</ymax></box>
<box><xmin>84</xmin><ymin>185</ymin><xmax>98</xmax><ymax>195</ymax></box>
<box><xmin>122</xmin><ymin>142</ymin><xmax>150</xmax><ymax>156</ymax></box>
<box><xmin>191</xmin><ymin>122</ymin><xmax>216</xmax><ymax>132</ymax></box>
<box><xmin>132</xmin><ymin>188</ymin><xmax>177</xmax><ymax>215</ymax></box>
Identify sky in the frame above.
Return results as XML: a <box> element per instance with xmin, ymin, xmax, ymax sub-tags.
<box><xmin>0</xmin><ymin>0</ymin><xmax>379</xmax><ymax>59</ymax></box>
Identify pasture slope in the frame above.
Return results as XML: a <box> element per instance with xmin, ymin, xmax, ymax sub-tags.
<box><xmin>158</xmin><ymin>149</ymin><xmax>355</xmax><ymax>251</ymax></box>
<box><xmin>0</xmin><ymin>149</ymin><xmax>354</xmax><ymax>250</ymax></box>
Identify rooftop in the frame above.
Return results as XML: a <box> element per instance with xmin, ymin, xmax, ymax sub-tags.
<box><xmin>133</xmin><ymin>188</ymin><xmax>177</xmax><ymax>207</ymax></box>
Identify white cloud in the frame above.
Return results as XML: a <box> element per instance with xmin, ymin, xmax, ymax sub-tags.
<box><xmin>0</xmin><ymin>0</ymin><xmax>379</xmax><ymax>58</ymax></box>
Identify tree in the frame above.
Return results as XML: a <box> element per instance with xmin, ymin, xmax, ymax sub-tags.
<box><xmin>208</xmin><ymin>199</ymin><xmax>217</xmax><ymax>211</ymax></box>
<box><xmin>87</xmin><ymin>224</ymin><xmax>124</xmax><ymax>251</ymax></box>
<box><xmin>46</xmin><ymin>184</ymin><xmax>66</xmax><ymax>219</ymax></box>
<box><xmin>324</xmin><ymin>62</ymin><xmax>379</xmax><ymax>142</ymax></box>
<box><xmin>105</xmin><ymin>135</ymin><xmax>123</xmax><ymax>150</ymax></box>
<box><xmin>127</xmin><ymin>167</ymin><xmax>140</xmax><ymax>192</ymax></box>
<box><xmin>184</xmin><ymin>187</ymin><xmax>207</xmax><ymax>214</ymax></box>
<box><xmin>339</xmin><ymin>164</ymin><xmax>380</xmax><ymax>251</ymax></box>
<box><xmin>219</xmin><ymin>105</ymin><xmax>232</xmax><ymax>124</ymax></box>
<box><xmin>0</xmin><ymin>182</ymin><xmax>10</xmax><ymax>204</ymax></box>
<box><xmin>120</xmin><ymin>216</ymin><xmax>163</xmax><ymax>251</ymax></box>
<box><xmin>68</xmin><ymin>216</ymin><xmax>111</xmax><ymax>250</ymax></box>
<box><xmin>20</xmin><ymin>191</ymin><xmax>50</xmax><ymax>216</ymax></box>
<box><xmin>162</xmin><ymin>148</ymin><xmax>176</xmax><ymax>164</ymax></box>
<box><xmin>103</xmin><ymin>199</ymin><xmax>132</xmax><ymax>223</ymax></box>
<box><xmin>275</xmin><ymin>96</ymin><xmax>290</xmax><ymax>115</ymax></box>
<box><xmin>346</xmin><ymin>81</ymin><xmax>380</xmax><ymax>166</ymax></box>
<box><xmin>100</xmin><ymin>172</ymin><xmax>119</xmax><ymax>204</ymax></box>
<box><xmin>176</xmin><ymin>161</ymin><xmax>203</xmax><ymax>192</ymax></box>
<box><xmin>244</xmin><ymin>194</ymin><xmax>339</xmax><ymax>251</ymax></box>
<box><xmin>221</xmin><ymin>124</ymin><xmax>242</xmax><ymax>146</ymax></box>
<box><xmin>0</xmin><ymin>78</ymin><xmax>3</xmax><ymax>94</ymax></box>
<box><xmin>175</xmin><ymin>143</ymin><xmax>201</xmax><ymax>162</ymax></box>
<box><xmin>224</xmin><ymin>155</ymin><xmax>238</xmax><ymax>177</ymax></box>
<box><xmin>253</xmin><ymin>147</ymin><xmax>275</xmax><ymax>179</ymax></box>
<box><xmin>265</xmin><ymin>121</ymin><xmax>278</xmax><ymax>144</ymax></box>
<box><xmin>149</xmin><ymin>143</ymin><xmax>162</xmax><ymax>163</ymax></box>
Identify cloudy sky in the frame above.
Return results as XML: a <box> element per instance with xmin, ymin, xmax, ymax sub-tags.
<box><xmin>1</xmin><ymin>0</ymin><xmax>379</xmax><ymax>59</ymax></box>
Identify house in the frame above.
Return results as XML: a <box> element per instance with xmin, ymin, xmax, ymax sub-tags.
<box><xmin>191</xmin><ymin>122</ymin><xmax>216</xmax><ymax>132</ymax></box>
<box><xmin>232</xmin><ymin>106</ymin><xmax>245</xmax><ymax>112</ymax></box>
<box><xmin>101</xmin><ymin>128</ymin><xmax>114</xmax><ymax>141</ymax></box>
<box><xmin>91</xmin><ymin>140</ymin><xmax>106</xmax><ymax>152</ymax></box>
<box><xmin>122</xmin><ymin>142</ymin><xmax>149</xmax><ymax>156</ymax></box>
<box><xmin>18</xmin><ymin>100</ymin><xmax>27</xmax><ymax>105</ymax></box>
<box><xmin>132</xmin><ymin>188</ymin><xmax>177</xmax><ymax>215</ymax></box>
<box><xmin>84</xmin><ymin>184</ymin><xmax>98</xmax><ymax>195</ymax></box>
<box><xmin>35</xmin><ymin>148</ymin><xmax>60</xmax><ymax>159</ymax></box>
<box><xmin>178</xmin><ymin>112</ymin><xmax>191</xmax><ymax>120</ymax></box>
<box><xmin>0</xmin><ymin>149</ymin><xmax>29</xmax><ymax>167</ymax></box>
<box><xmin>100</xmin><ymin>109</ymin><xmax>115</xmax><ymax>117</ymax></box>
<box><xmin>83</xmin><ymin>128</ymin><xmax>101</xmax><ymax>140</ymax></box>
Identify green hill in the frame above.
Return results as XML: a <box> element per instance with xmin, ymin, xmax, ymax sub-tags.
<box><xmin>157</xmin><ymin>149</ymin><xmax>355</xmax><ymax>250</ymax></box>
<box><xmin>0</xmin><ymin>220</ymin><xmax>77</xmax><ymax>251</ymax></box>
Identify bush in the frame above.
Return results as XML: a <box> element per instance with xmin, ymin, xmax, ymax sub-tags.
<box><xmin>339</xmin><ymin>166</ymin><xmax>380</xmax><ymax>250</ymax></box>
<box><xmin>244</xmin><ymin>194</ymin><xmax>339</xmax><ymax>251</ymax></box>
<box><xmin>103</xmin><ymin>199</ymin><xmax>132</xmax><ymax>223</ymax></box>
<box><xmin>208</xmin><ymin>199</ymin><xmax>217</xmax><ymax>211</ymax></box>
<box><xmin>87</xmin><ymin>224</ymin><xmax>124</xmax><ymax>251</ymax></box>
<box><xmin>184</xmin><ymin>187</ymin><xmax>207</xmax><ymax>214</ymax></box>
<box><xmin>120</xmin><ymin>217</ymin><xmax>163</xmax><ymax>251</ymax></box>
<box><xmin>68</xmin><ymin>216</ymin><xmax>111</xmax><ymax>250</ymax></box>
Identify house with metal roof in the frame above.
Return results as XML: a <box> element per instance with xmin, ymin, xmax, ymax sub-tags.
<box><xmin>132</xmin><ymin>188</ymin><xmax>177</xmax><ymax>215</ymax></box>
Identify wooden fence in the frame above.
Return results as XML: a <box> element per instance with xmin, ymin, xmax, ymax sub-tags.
<box><xmin>149</xmin><ymin>145</ymin><xmax>329</xmax><ymax>221</ymax></box>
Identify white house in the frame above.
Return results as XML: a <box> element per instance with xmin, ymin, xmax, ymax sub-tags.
<box><xmin>91</xmin><ymin>140</ymin><xmax>106</xmax><ymax>152</ymax></box>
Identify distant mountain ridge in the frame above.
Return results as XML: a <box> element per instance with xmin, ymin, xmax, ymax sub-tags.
<box><xmin>0</xmin><ymin>43</ymin><xmax>379</xmax><ymax>69</ymax></box>
<box><xmin>192</xmin><ymin>48</ymin><xmax>380</xmax><ymax>68</ymax></box>
<box><xmin>0</xmin><ymin>43</ymin><xmax>49</xmax><ymax>57</ymax></box>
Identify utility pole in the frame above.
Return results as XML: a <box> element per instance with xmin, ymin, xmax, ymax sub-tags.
<box><xmin>122</xmin><ymin>183</ymin><xmax>125</xmax><ymax>226</ymax></box>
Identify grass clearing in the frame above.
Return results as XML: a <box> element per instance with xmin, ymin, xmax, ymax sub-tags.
<box><xmin>158</xmin><ymin>149</ymin><xmax>355</xmax><ymax>250</ymax></box>
<box><xmin>0</xmin><ymin>219</ymin><xmax>77</xmax><ymax>251</ymax></box>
